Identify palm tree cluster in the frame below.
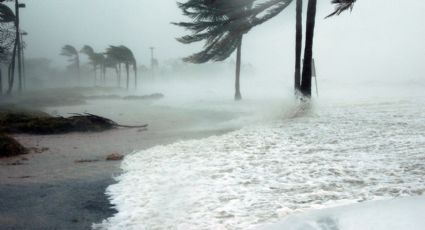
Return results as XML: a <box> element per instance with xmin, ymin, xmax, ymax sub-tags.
<box><xmin>175</xmin><ymin>0</ymin><xmax>293</xmax><ymax>100</ymax></box>
<box><xmin>176</xmin><ymin>0</ymin><xmax>357</xmax><ymax>99</ymax></box>
<box><xmin>60</xmin><ymin>45</ymin><xmax>138</xmax><ymax>90</ymax></box>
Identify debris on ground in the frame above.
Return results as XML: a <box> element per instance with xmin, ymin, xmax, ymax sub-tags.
<box><xmin>74</xmin><ymin>159</ymin><xmax>100</xmax><ymax>164</ymax></box>
<box><xmin>28</xmin><ymin>147</ymin><xmax>50</xmax><ymax>154</ymax></box>
<box><xmin>0</xmin><ymin>107</ymin><xmax>148</xmax><ymax>135</ymax></box>
<box><xmin>0</xmin><ymin>133</ymin><xmax>28</xmax><ymax>158</ymax></box>
<box><xmin>123</xmin><ymin>93</ymin><xmax>164</xmax><ymax>100</ymax></box>
<box><xmin>106</xmin><ymin>153</ymin><xmax>124</xmax><ymax>161</ymax></box>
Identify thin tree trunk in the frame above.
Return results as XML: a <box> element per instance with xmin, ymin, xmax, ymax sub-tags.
<box><xmin>125</xmin><ymin>63</ymin><xmax>129</xmax><ymax>90</ymax></box>
<box><xmin>94</xmin><ymin>64</ymin><xmax>97</xmax><ymax>86</ymax></box>
<box><xmin>103</xmin><ymin>66</ymin><xmax>106</xmax><ymax>85</ymax></box>
<box><xmin>118</xmin><ymin>64</ymin><xmax>122</xmax><ymax>87</ymax></box>
<box><xmin>115</xmin><ymin>66</ymin><xmax>120</xmax><ymax>87</ymax></box>
<box><xmin>234</xmin><ymin>37</ymin><xmax>242</xmax><ymax>101</ymax></box>
<box><xmin>300</xmin><ymin>0</ymin><xmax>317</xmax><ymax>98</ymax></box>
<box><xmin>294</xmin><ymin>0</ymin><xmax>303</xmax><ymax>94</ymax></box>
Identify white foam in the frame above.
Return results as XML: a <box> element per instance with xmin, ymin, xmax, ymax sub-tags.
<box><xmin>94</xmin><ymin>97</ymin><xmax>425</xmax><ymax>230</ymax></box>
<box><xmin>259</xmin><ymin>195</ymin><xmax>425</xmax><ymax>230</ymax></box>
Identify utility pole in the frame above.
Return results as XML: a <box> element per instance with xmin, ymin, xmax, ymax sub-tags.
<box><xmin>21</xmin><ymin>31</ymin><xmax>28</xmax><ymax>90</ymax></box>
<box><xmin>149</xmin><ymin>47</ymin><xmax>155</xmax><ymax>78</ymax></box>
<box><xmin>149</xmin><ymin>47</ymin><xmax>155</xmax><ymax>68</ymax></box>
<box><xmin>15</xmin><ymin>0</ymin><xmax>25</xmax><ymax>93</ymax></box>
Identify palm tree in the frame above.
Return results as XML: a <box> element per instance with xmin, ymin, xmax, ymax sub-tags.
<box><xmin>300</xmin><ymin>0</ymin><xmax>356</xmax><ymax>97</ymax></box>
<box><xmin>299</xmin><ymin>0</ymin><xmax>317</xmax><ymax>97</ymax></box>
<box><xmin>105</xmin><ymin>45</ymin><xmax>137</xmax><ymax>90</ymax></box>
<box><xmin>174</xmin><ymin>0</ymin><xmax>292</xmax><ymax>101</ymax></box>
<box><xmin>80</xmin><ymin>45</ymin><xmax>105</xmax><ymax>85</ymax></box>
<box><xmin>60</xmin><ymin>45</ymin><xmax>80</xmax><ymax>83</ymax></box>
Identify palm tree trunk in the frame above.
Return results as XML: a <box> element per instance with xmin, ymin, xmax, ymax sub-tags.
<box><xmin>125</xmin><ymin>63</ymin><xmax>129</xmax><ymax>90</ymax></box>
<box><xmin>294</xmin><ymin>0</ymin><xmax>303</xmax><ymax>94</ymax></box>
<box><xmin>118</xmin><ymin>64</ymin><xmax>122</xmax><ymax>87</ymax></box>
<box><xmin>300</xmin><ymin>0</ymin><xmax>317</xmax><ymax>98</ymax></box>
<box><xmin>103</xmin><ymin>66</ymin><xmax>106</xmax><ymax>85</ymax></box>
<box><xmin>115</xmin><ymin>66</ymin><xmax>120</xmax><ymax>87</ymax></box>
<box><xmin>93</xmin><ymin>64</ymin><xmax>97</xmax><ymax>86</ymax></box>
<box><xmin>234</xmin><ymin>37</ymin><xmax>242</xmax><ymax>101</ymax></box>
<box><xmin>133</xmin><ymin>64</ymin><xmax>138</xmax><ymax>90</ymax></box>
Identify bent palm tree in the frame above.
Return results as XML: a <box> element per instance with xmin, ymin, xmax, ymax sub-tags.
<box><xmin>175</xmin><ymin>0</ymin><xmax>358</xmax><ymax>98</ymax></box>
<box><xmin>105</xmin><ymin>46</ymin><xmax>137</xmax><ymax>90</ymax></box>
<box><xmin>175</xmin><ymin>0</ymin><xmax>293</xmax><ymax>100</ymax></box>
<box><xmin>81</xmin><ymin>45</ymin><xmax>105</xmax><ymax>85</ymax></box>
<box><xmin>60</xmin><ymin>45</ymin><xmax>80</xmax><ymax>83</ymax></box>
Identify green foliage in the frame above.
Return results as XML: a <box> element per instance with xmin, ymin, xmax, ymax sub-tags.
<box><xmin>175</xmin><ymin>0</ymin><xmax>293</xmax><ymax>63</ymax></box>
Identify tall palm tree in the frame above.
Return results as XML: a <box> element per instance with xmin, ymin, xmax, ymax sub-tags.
<box><xmin>60</xmin><ymin>45</ymin><xmax>80</xmax><ymax>83</ymax></box>
<box><xmin>80</xmin><ymin>45</ymin><xmax>105</xmax><ymax>85</ymax></box>
<box><xmin>102</xmin><ymin>54</ymin><xmax>120</xmax><ymax>86</ymax></box>
<box><xmin>105</xmin><ymin>45</ymin><xmax>137</xmax><ymax>90</ymax></box>
<box><xmin>175</xmin><ymin>0</ymin><xmax>293</xmax><ymax>100</ymax></box>
<box><xmin>299</xmin><ymin>0</ymin><xmax>356</xmax><ymax>97</ymax></box>
<box><xmin>299</xmin><ymin>0</ymin><xmax>317</xmax><ymax>97</ymax></box>
<box><xmin>174</xmin><ymin>0</ymin><xmax>358</xmax><ymax>99</ymax></box>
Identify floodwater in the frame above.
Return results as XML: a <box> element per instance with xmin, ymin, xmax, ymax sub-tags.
<box><xmin>94</xmin><ymin>82</ymin><xmax>425</xmax><ymax>230</ymax></box>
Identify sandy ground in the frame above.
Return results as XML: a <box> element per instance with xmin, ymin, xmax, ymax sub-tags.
<box><xmin>0</xmin><ymin>98</ymin><xmax>240</xmax><ymax>230</ymax></box>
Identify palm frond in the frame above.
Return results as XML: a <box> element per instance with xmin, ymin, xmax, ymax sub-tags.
<box><xmin>60</xmin><ymin>45</ymin><xmax>78</xmax><ymax>57</ymax></box>
<box><xmin>325</xmin><ymin>0</ymin><xmax>356</xmax><ymax>18</ymax></box>
<box><xmin>0</xmin><ymin>3</ymin><xmax>15</xmax><ymax>23</ymax></box>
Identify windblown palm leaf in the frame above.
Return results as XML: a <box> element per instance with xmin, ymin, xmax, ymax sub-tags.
<box><xmin>81</xmin><ymin>45</ymin><xmax>105</xmax><ymax>66</ymax></box>
<box><xmin>175</xmin><ymin>0</ymin><xmax>293</xmax><ymax>63</ymax></box>
<box><xmin>0</xmin><ymin>3</ymin><xmax>15</xmax><ymax>23</ymax></box>
<box><xmin>326</xmin><ymin>0</ymin><xmax>356</xmax><ymax>18</ymax></box>
<box><xmin>61</xmin><ymin>45</ymin><xmax>78</xmax><ymax>58</ymax></box>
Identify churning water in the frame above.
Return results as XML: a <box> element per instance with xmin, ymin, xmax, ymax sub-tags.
<box><xmin>94</xmin><ymin>91</ymin><xmax>425</xmax><ymax>230</ymax></box>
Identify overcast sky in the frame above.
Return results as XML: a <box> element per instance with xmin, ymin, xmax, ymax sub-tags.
<box><xmin>8</xmin><ymin>0</ymin><xmax>425</xmax><ymax>82</ymax></box>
